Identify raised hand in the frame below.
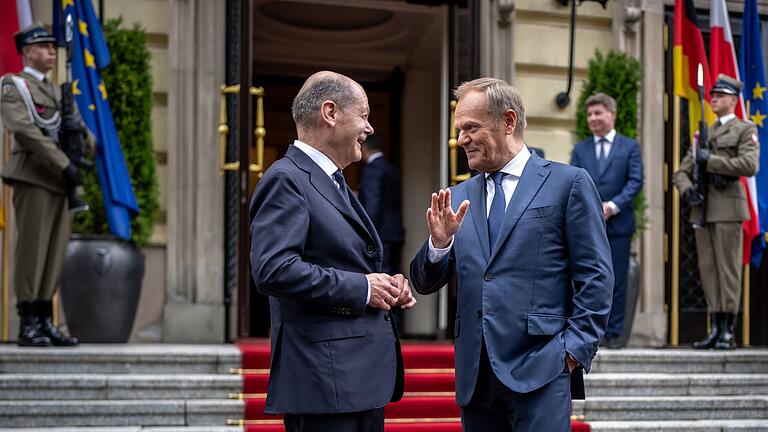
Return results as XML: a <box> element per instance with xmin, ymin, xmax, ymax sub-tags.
<box><xmin>366</xmin><ymin>273</ymin><xmax>402</xmax><ymax>311</ymax></box>
<box><xmin>426</xmin><ymin>188</ymin><xmax>470</xmax><ymax>248</ymax></box>
<box><xmin>392</xmin><ymin>274</ymin><xmax>417</xmax><ymax>309</ymax></box>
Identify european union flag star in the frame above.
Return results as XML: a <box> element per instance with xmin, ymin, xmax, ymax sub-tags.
<box><xmin>751</xmin><ymin>109</ymin><xmax>766</xmax><ymax>127</ymax></box>
<box><xmin>753</xmin><ymin>82</ymin><xmax>766</xmax><ymax>99</ymax></box>
<box><xmin>79</xmin><ymin>19</ymin><xmax>89</xmax><ymax>37</ymax></box>
<box><xmin>98</xmin><ymin>81</ymin><xmax>107</xmax><ymax>100</ymax></box>
<box><xmin>84</xmin><ymin>49</ymin><xmax>95</xmax><ymax>69</ymax></box>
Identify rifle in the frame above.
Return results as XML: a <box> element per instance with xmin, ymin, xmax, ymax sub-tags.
<box><xmin>689</xmin><ymin>63</ymin><xmax>709</xmax><ymax>229</ymax></box>
<box><xmin>59</xmin><ymin>11</ymin><xmax>93</xmax><ymax>212</ymax></box>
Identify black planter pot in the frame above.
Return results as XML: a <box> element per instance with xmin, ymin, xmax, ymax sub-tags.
<box><xmin>59</xmin><ymin>234</ymin><xmax>145</xmax><ymax>343</ymax></box>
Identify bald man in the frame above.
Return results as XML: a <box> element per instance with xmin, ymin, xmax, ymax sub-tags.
<box><xmin>249</xmin><ymin>71</ymin><xmax>415</xmax><ymax>432</ymax></box>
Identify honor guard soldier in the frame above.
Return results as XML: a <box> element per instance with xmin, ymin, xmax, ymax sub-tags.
<box><xmin>0</xmin><ymin>23</ymin><xmax>94</xmax><ymax>347</ymax></box>
<box><xmin>673</xmin><ymin>74</ymin><xmax>760</xmax><ymax>350</ymax></box>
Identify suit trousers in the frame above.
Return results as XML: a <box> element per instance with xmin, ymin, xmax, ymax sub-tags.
<box><xmin>11</xmin><ymin>182</ymin><xmax>71</xmax><ymax>302</ymax></box>
<box><xmin>283</xmin><ymin>408</ymin><xmax>385</xmax><ymax>432</ymax></box>
<box><xmin>694</xmin><ymin>221</ymin><xmax>743</xmax><ymax>313</ymax></box>
<box><xmin>606</xmin><ymin>234</ymin><xmax>632</xmax><ymax>338</ymax></box>
<box><xmin>460</xmin><ymin>342</ymin><xmax>572</xmax><ymax>432</ymax></box>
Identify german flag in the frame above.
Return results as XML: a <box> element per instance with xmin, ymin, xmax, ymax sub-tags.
<box><xmin>674</xmin><ymin>0</ymin><xmax>716</xmax><ymax>140</ymax></box>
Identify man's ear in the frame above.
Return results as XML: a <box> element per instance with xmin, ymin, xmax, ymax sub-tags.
<box><xmin>503</xmin><ymin>109</ymin><xmax>517</xmax><ymax>135</ymax></box>
<box><xmin>321</xmin><ymin>100</ymin><xmax>338</xmax><ymax>127</ymax></box>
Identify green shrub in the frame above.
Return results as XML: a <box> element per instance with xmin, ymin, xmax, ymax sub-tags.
<box><xmin>575</xmin><ymin>50</ymin><xmax>647</xmax><ymax>235</ymax></box>
<box><xmin>72</xmin><ymin>17</ymin><xmax>159</xmax><ymax>247</ymax></box>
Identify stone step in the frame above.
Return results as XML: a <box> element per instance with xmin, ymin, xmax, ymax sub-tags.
<box><xmin>592</xmin><ymin>349</ymin><xmax>768</xmax><ymax>374</ymax></box>
<box><xmin>572</xmin><ymin>395</ymin><xmax>768</xmax><ymax>421</ymax></box>
<box><xmin>0</xmin><ymin>345</ymin><xmax>240</xmax><ymax>374</ymax></box>
<box><xmin>0</xmin><ymin>374</ymin><xmax>242</xmax><ymax>400</ymax></box>
<box><xmin>0</xmin><ymin>400</ymin><xmax>243</xmax><ymax>428</ymax></box>
<box><xmin>588</xmin><ymin>419</ymin><xmax>768</xmax><ymax>431</ymax></box>
<box><xmin>584</xmin><ymin>373</ymin><xmax>768</xmax><ymax>397</ymax></box>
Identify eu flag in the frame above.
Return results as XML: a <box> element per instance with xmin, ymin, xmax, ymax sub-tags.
<box><xmin>53</xmin><ymin>0</ymin><xmax>139</xmax><ymax>240</ymax></box>
<box><xmin>740</xmin><ymin>0</ymin><xmax>768</xmax><ymax>266</ymax></box>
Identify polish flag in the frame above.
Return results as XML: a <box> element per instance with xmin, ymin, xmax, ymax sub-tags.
<box><xmin>710</xmin><ymin>0</ymin><xmax>761</xmax><ymax>263</ymax></box>
<box><xmin>0</xmin><ymin>0</ymin><xmax>33</xmax><ymax>76</ymax></box>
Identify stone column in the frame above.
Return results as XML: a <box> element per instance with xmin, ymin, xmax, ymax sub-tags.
<box><xmin>164</xmin><ymin>0</ymin><xmax>227</xmax><ymax>342</ymax></box>
<box><xmin>480</xmin><ymin>0</ymin><xmax>515</xmax><ymax>83</ymax></box>
<box><xmin>614</xmin><ymin>0</ymin><xmax>667</xmax><ymax>346</ymax></box>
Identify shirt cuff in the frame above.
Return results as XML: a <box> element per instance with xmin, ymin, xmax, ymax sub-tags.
<box><xmin>366</xmin><ymin>277</ymin><xmax>371</xmax><ymax>305</ymax></box>
<box><xmin>607</xmin><ymin>201</ymin><xmax>620</xmax><ymax>215</ymax></box>
<box><xmin>428</xmin><ymin>236</ymin><xmax>454</xmax><ymax>263</ymax></box>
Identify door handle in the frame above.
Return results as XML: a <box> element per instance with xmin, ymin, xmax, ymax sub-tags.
<box><xmin>449</xmin><ymin>100</ymin><xmax>470</xmax><ymax>186</ymax></box>
<box><xmin>218</xmin><ymin>84</ymin><xmax>265</xmax><ymax>176</ymax></box>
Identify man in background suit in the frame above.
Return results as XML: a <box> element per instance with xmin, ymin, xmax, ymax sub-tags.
<box><xmin>359</xmin><ymin>136</ymin><xmax>405</xmax><ymax>334</ymax></box>
<box><xmin>1</xmin><ymin>23</ymin><xmax>92</xmax><ymax>347</ymax></box>
<box><xmin>250</xmin><ymin>71</ymin><xmax>415</xmax><ymax>432</ymax></box>
<box><xmin>571</xmin><ymin>93</ymin><xmax>644</xmax><ymax>348</ymax></box>
<box><xmin>410</xmin><ymin>77</ymin><xmax>613</xmax><ymax>431</ymax></box>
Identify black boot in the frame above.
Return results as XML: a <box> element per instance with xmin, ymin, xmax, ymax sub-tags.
<box><xmin>693</xmin><ymin>312</ymin><xmax>721</xmax><ymax>349</ymax></box>
<box><xmin>35</xmin><ymin>300</ymin><xmax>79</xmax><ymax>346</ymax></box>
<box><xmin>715</xmin><ymin>312</ymin><xmax>736</xmax><ymax>350</ymax></box>
<box><xmin>17</xmin><ymin>302</ymin><xmax>51</xmax><ymax>347</ymax></box>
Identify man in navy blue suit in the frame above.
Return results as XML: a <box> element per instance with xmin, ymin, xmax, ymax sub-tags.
<box><xmin>410</xmin><ymin>78</ymin><xmax>613</xmax><ymax>431</ymax></box>
<box><xmin>571</xmin><ymin>93</ymin><xmax>644</xmax><ymax>348</ymax></box>
<box><xmin>359</xmin><ymin>136</ymin><xmax>405</xmax><ymax>275</ymax></box>
<box><xmin>250</xmin><ymin>71</ymin><xmax>416</xmax><ymax>432</ymax></box>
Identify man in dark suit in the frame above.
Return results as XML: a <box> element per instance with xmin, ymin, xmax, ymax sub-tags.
<box><xmin>571</xmin><ymin>93</ymin><xmax>644</xmax><ymax>347</ymax></box>
<box><xmin>359</xmin><ymin>136</ymin><xmax>405</xmax><ymax>275</ymax></box>
<box><xmin>249</xmin><ymin>71</ymin><xmax>415</xmax><ymax>432</ymax></box>
<box><xmin>358</xmin><ymin>136</ymin><xmax>405</xmax><ymax>334</ymax></box>
<box><xmin>410</xmin><ymin>77</ymin><xmax>613</xmax><ymax>431</ymax></box>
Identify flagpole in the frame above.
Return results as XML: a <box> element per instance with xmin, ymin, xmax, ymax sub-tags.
<box><xmin>672</xmin><ymin>94</ymin><xmax>681</xmax><ymax>347</ymax></box>
<box><xmin>743</xmin><ymin>264</ymin><xmax>750</xmax><ymax>346</ymax></box>
<box><xmin>1</xmin><ymin>130</ymin><xmax>10</xmax><ymax>342</ymax></box>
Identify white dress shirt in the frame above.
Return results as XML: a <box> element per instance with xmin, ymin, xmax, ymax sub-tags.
<box><xmin>23</xmin><ymin>66</ymin><xmax>47</xmax><ymax>82</ymax></box>
<box><xmin>292</xmin><ymin>140</ymin><xmax>371</xmax><ymax>303</ymax></box>
<box><xmin>718</xmin><ymin>113</ymin><xmax>736</xmax><ymax>126</ymax></box>
<box><xmin>593</xmin><ymin>129</ymin><xmax>620</xmax><ymax>216</ymax></box>
<box><xmin>428</xmin><ymin>146</ymin><xmax>532</xmax><ymax>262</ymax></box>
<box><xmin>366</xmin><ymin>152</ymin><xmax>384</xmax><ymax>164</ymax></box>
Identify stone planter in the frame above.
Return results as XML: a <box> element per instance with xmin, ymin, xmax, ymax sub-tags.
<box><xmin>59</xmin><ymin>234</ymin><xmax>145</xmax><ymax>343</ymax></box>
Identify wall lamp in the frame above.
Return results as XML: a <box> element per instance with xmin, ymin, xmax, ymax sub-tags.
<box><xmin>554</xmin><ymin>0</ymin><xmax>609</xmax><ymax>108</ymax></box>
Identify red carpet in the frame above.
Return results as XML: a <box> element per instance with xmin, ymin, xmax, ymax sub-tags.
<box><xmin>234</xmin><ymin>340</ymin><xmax>590</xmax><ymax>431</ymax></box>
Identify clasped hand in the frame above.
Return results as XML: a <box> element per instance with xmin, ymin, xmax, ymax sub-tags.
<box><xmin>366</xmin><ymin>273</ymin><xmax>417</xmax><ymax>311</ymax></box>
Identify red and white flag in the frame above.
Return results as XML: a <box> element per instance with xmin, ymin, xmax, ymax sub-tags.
<box><xmin>710</xmin><ymin>0</ymin><xmax>761</xmax><ymax>263</ymax></box>
<box><xmin>0</xmin><ymin>0</ymin><xmax>33</xmax><ymax>76</ymax></box>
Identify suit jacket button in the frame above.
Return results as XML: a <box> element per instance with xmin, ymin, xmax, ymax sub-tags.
<box><xmin>385</xmin><ymin>314</ymin><xmax>391</xmax><ymax>321</ymax></box>
<box><xmin>476</xmin><ymin>309</ymin><xmax>482</xmax><ymax>318</ymax></box>
<box><xmin>484</xmin><ymin>274</ymin><xmax>493</xmax><ymax>282</ymax></box>
<box><xmin>366</xmin><ymin>245</ymin><xmax>375</xmax><ymax>255</ymax></box>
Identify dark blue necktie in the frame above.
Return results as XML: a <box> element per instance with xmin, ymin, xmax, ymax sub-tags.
<box><xmin>332</xmin><ymin>170</ymin><xmax>352</xmax><ymax>207</ymax></box>
<box><xmin>487</xmin><ymin>171</ymin><xmax>508</xmax><ymax>250</ymax></box>
<box><xmin>597</xmin><ymin>138</ymin><xmax>608</xmax><ymax>171</ymax></box>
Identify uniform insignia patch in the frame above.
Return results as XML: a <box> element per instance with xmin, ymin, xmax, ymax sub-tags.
<box><xmin>1</xmin><ymin>84</ymin><xmax>11</xmax><ymax>95</ymax></box>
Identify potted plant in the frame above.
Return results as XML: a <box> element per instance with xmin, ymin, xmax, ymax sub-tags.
<box><xmin>575</xmin><ymin>49</ymin><xmax>645</xmax><ymax>346</ymax></box>
<box><xmin>60</xmin><ymin>18</ymin><xmax>159</xmax><ymax>343</ymax></box>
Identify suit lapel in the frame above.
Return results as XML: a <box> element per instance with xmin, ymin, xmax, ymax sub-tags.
<box><xmin>466</xmin><ymin>173</ymin><xmax>491</xmax><ymax>260</ymax></box>
<box><xmin>581</xmin><ymin>139</ymin><xmax>600</xmax><ymax>180</ymax></box>
<box><xmin>286</xmin><ymin>146</ymin><xmax>374</xmax><ymax>240</ymax></box>
<box><xmin>489</xmin><ymin>156</ymin><xmax>550</xmax><ymax>263</ymax></box>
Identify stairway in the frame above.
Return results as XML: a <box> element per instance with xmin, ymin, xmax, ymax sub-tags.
<box><xmin>0</xmin><ymin>344</ymin><xmax>244</xmax><ymax>431</ymax></box>
<box><xmin>583</xmin><ymin>349</ymin><xmax>768</xmax><ymax>431</ymax></box>
<box><xmin>233</xmin><ymin>341</ymin><xmax>591</xmax><ymax>432</ymax></box>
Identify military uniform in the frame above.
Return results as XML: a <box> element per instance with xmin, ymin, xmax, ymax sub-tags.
<box><xmin>672</xmin><ymin>74</ymin><xmax>760</xmax><ymax>350</ymax></box>
<box><xmin>0</xmin><ymin>23</ymin><xmax>92</xmax><ymax>347</ymax></box>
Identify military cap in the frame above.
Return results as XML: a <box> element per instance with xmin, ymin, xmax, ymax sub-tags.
<box><xmin>13</xmin><ymin>22</ymin><xmax>56</xmax><ymax>54</ymax></box>
<box><xmin>710</xmin><ymin>74</ymin><xmax>743</xmax><ymax>96</ymax></box>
